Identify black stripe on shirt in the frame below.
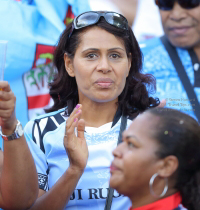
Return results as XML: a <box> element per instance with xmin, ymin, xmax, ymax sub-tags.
<box><xmin>32</xmin><ymin>110</ymin><xmax>66</xmax><ymax>154</ymax></box>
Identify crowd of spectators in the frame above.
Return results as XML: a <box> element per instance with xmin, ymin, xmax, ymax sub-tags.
<box><xmin>0</xmin><ymin>0</ymin><xmax>199</xmax><ymax>209</ymax></box>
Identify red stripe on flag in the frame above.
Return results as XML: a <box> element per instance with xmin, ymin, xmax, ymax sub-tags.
<box><xmin>28</xmin><ymin>94</ymin><xmax>51</xmax><ymax>109</ymax></box>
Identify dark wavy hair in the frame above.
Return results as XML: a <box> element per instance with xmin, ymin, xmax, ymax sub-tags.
<box><xmin>46</xmin><ymin>13</ymin><xmax>159</xmax><ymax>116</ymax></box>
<box><xmin>147</xmin><ymin>108</ymin><xmax>200</xmax><ymax>210</ymax></box>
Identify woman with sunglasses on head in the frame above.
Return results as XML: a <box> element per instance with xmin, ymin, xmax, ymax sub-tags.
<box><xmin>110</xmin><ymin>107</ymin><xmax>200</xmax><ymax>210</ymax></box>
<box><xmin>24</xmin><ymin>11</ymin><xmax>159</xmax><ymax>210</ymax></box>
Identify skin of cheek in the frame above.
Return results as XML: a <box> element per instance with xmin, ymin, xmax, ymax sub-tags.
<box><xmin>73</xmin><ymin>59</ymin><xmax>130</xmax><ymax>103</ymax></box>
<box><xmin>110</xmin><ymin>149</ymin><xmax>159</xmax><ymax>197</ymax></box>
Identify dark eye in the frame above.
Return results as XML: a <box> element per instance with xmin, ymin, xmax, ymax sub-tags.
<box><xmin>127</xmin><ymin>141</ymin><xmax>135</xmax><ymax>148</ymax></box>
<box><xmin>86</xmin><ymin>53</ymin><xmax>97</xmax><ymax>59</ymax></box>
<box><xmin>110</xmin><ymin>53</ymin><xmax>120</xmax><ymax>59</ymax></box>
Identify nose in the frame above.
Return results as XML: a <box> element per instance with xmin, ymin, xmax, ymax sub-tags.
<box><xmin>112</xmin><ymin>142</ymin><xmax>125</xmax><ymax>158</ymax></box>
<box><xmin>96</xmin><ymin>56</ymin><xmax>112</xmax><ymax>74</ymax></box>
<box><xmin>169</xmin><ymin>2</ymin><xmax>188</xmax><ymax>21</ymax></box>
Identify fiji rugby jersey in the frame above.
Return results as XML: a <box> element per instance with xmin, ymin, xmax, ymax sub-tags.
<box><xmin>24</xmin><ymin>108</ymin><xmax>132</xmax><ymax>210</ymax></box>
<box><xmin>141</xmin><ymin>37</ymin><xmax>200</xmax><ymax>121</ymax></box>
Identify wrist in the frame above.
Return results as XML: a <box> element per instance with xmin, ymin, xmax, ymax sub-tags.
<box><xmin>0</xmin><ymin>120</ymin><xmax>24</xmax><ymax>141</ymax></box>
<box><xmin>1</xmin><ymin>119</ymin><xmax>18</xmax><ymax>135</ymax></box>
<box><xmin>68</xmin><ymin>165</ymin><xmax>84</xmax><ymax>177</ymax></box>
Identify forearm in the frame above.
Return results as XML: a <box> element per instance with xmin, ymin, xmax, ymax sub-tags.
<box><xmin>0</xmin><ymin>136</ymin><xmax>38</xmax><ymax>209</ymax></box>
<box><xmin>29</xmin><ymin>167</ymin><xmax>83</xmax><ymax>210</ymax></box>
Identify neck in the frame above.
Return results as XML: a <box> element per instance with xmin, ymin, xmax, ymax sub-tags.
<box><xmin>130</xmin><ymin>188</ymin><xmax>177</xmax><ymax>209</ymax></box>
<box><xmin>79</xmin><ymin>99</ymin><xmax>118</xmax><ymax>128</ymax></box>
<box><xmin>194</xmin><ymin>44</ymin><xmax>200</xmax><ymax>61</ymax></box>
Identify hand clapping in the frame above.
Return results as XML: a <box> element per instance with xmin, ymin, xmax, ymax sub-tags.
<box><xmin>64</xmin><ymin>104</ymin><xmax>88</xmax><ymax>173</ymax></box>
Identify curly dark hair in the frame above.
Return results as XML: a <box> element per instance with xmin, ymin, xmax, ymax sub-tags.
<box><xmin>46</xmin><ymin>13</ymin><xmax>159</xmax><ymax>116</ymax></box>
<box><xmin>147</xmin><ymin>108</ymin><xmax>200</xmax><ymax>210</ymax></box>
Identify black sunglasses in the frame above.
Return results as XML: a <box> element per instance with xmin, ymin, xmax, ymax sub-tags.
<box><xmin>69</xmin><ymin>11</ymin><xmax>129</xmax><ymax>38</ymax></box>
<box><xmin>155</xmin><ymin>0</ymin><xmax>200</xmax><ymax>11</ymax></box>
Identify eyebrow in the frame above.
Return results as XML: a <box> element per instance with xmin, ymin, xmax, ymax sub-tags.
<box><xmin>108</xmin><ymin>47</ymin><xmax>125</xmax><ymax>52</ymax></box>
<box><xmin>124</xmin><ymin>135</ymin><xmax>140</xmax><ymax>143</ymax></box>
<box><xmin>82</xmin><ymin>47</ymin><xmax>125</xmax><ymax>54</ymax></box>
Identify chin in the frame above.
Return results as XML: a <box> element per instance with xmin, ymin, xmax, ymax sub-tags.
<box><xmin>168</xmin><ymin>36</ymin><xmax>196</xmax><ymax>49</ymax></box>
<box><xmin>110</xmin><ymin>182</ymin><xmax>128</xmax><ymax>196</ymax></box>
<box><xmin>109</xmin><ymin>176</ymin><xmax>124</xmax><ymax>194</ymax></box>
<box><xmin>94</xmin><ymin>96</ymin><xmax>117</xmax><ymax>103</ymax></box>
<box><xmin>109</xmin><ymin>176</ymin><xmax>118</xmax><ymax>189</ymax></box>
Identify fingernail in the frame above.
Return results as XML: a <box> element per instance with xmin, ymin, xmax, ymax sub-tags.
<box><xmin>74</xmin><ymin>118</ymin><xmax>77</xmax><ymax>122</ymax></box>
<box><xmin>76</xmin><ymin>104</ymin><xmax>80</xmax><ymax>109</ymax></box>
<box><xmin>76</xmin><ymin>110</ymin><xmax>80</xmax><ymax>114</ymax></box>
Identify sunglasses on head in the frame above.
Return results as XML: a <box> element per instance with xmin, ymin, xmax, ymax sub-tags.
<box><xmin>155</xmin><ymin>0</ymin><xmax>200</xmax><ymax>11</ymax></box>
<box><xmin>69</xmin><ymin>11</ymin><xmax>129</xmax><ymax>38</ymax></box>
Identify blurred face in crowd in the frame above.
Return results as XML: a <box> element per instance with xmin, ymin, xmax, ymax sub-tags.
<box><xmin>160</xmin><ymin>2</ymin><xmax>200</xmax><ymax>49</ymax></box>
<box><xmin>64</xmin><ymin>27</ymin><xmax>131</xmax><ymax>104</ymax></box>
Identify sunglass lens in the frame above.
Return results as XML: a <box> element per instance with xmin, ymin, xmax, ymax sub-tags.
<box><xmin>105</xmin><ymin>13</ymin><xmax>128</xmax><ymax>30</ymax></box>
<box><xmin>155</xmin><ymin>0</ymin><xmax>174</xmax><ymax>10</ymax></box>
<box><xmin>76</xmin><ymin>12</ymin><xmax>99</xmax><ymax>28</ymax></box>
<box><xmin>180</xmin><ymin>0</ymin><xmax>200</xmax><ymax>9</ymax></box>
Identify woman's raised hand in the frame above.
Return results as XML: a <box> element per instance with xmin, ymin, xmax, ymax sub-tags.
<box><xmin>0</xmin><ymin>81</ymin><xmax>17</xmax><ymax>134</ymax></box>
<box><xmin>64</xmin><ymin>104</ymin><xmax>88</xmax><ymax>173</ymax></box>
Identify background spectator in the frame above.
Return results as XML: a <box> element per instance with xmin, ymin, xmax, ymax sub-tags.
<box><xmin>141</xmin><ymin>1</ymin><xmax>200</xmax><ymax>122</ymax></box>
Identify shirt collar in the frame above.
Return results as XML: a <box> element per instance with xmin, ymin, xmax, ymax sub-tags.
<box><xmin>129</xmin><ymin>192</ymin><xmax>182</xmax><ymax>210</ymax></box>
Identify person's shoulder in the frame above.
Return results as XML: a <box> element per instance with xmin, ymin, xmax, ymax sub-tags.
<box><xmin>25</xmin><ymin>107</ymin><xmax>66</xmax><ymax>131</ymax></box>
<box><xmin>31</xmin><ymin>108</ymin><xmax>66</xmax><ymax>122</ymax></box>
<box><xmin>24</xmin><ymin>107</ymin><xmax>67</xmax><ymax>147</ymax></box>
<box><xmin>140</xmin><ymin>37</ymin><xmax>175</xmax><ymax>73</ymax></box>
<box><xmin>139</xmin><ymin>37</ymin><xmax>163</xmax><ymax>54</ymax></box>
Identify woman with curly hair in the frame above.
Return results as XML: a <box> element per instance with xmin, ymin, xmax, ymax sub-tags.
<box><xmin>25</xmin><ymin>11</ymin><xmax>159</xmax><ymax>210</ymax></box>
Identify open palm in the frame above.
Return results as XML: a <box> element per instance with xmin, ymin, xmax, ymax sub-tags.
<box><xmin>64</xmin><ymin>105</ymin><xmax>88</xmax><ymax>172</ymax></box>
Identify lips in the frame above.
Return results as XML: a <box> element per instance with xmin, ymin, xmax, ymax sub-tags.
<box><xmin>95</xmin><ymin>78</ymin><xmax>114</xmax><ymax>88</ymax></box>
<box><xmin>169</xmin><ymin>26</ymin><xmax>193</xmax><ymax>35</ymax></box>
<box><xmin>110</xmin><ymin>163</ymin><xmax>120</xmax><ymax>172</ymax></box>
